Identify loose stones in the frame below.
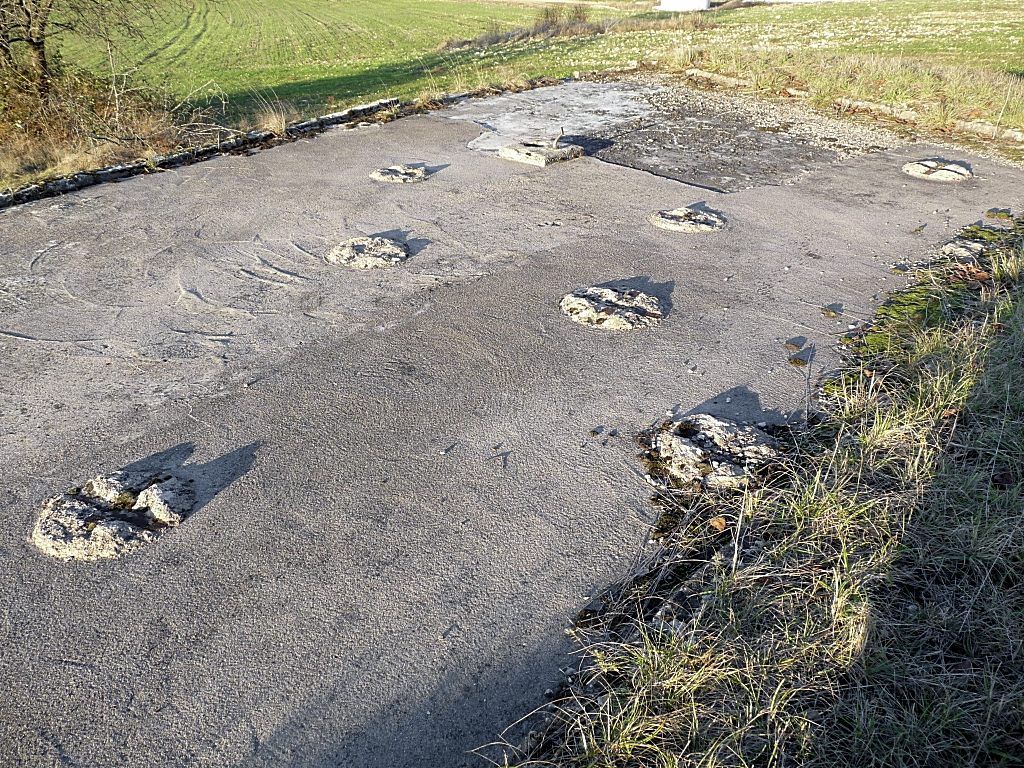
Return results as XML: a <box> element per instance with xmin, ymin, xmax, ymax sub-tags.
<box><xmin>901</xmin><ymin>160</ymin><xmax>973</xmax><ymax>182</ymax></box>
<box><xmin>641</xmin><ymin>413</ymin><xmax>778</xmax><ymax>493</ymax></box>
<box><xmin>560</xmin><ymin>286</ymin><xmax>665</xmax><ymax>330</ymax></box>
<box><xmin>498</xmin><ymin>141</ymin><xmax>584</xmax><ymax>167</ymax></box>
<box><xmin>369</xmin><ymin>165</ymin><xmax>427</xmax><ymax>183</ymax></box>
<box><xmin>649</xmin><ymin>207</ymin><xmax>726</xmax><ymax>232</ymax></box>
<box><xmin>326</xmin><ymin>236</ymin><xmax>410</xmax><ymax>269</ymax></box>
<box><xmin>31</xmin><ymin>473</ymin><xmax>194</xmax><ymax>561</ymax></box>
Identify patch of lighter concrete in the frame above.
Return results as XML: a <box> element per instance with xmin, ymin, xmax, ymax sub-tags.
<box><xmin>438</xmin><ymin>80</ymin><xmax>658</xmax><ymax>152</ymax></box>
<box><xmin>498</xmin><ymin>142</ymin><xmax>584</xmax><ymax>167</ymax></box>
<box><xmin>902</xmin><ymin>159</ymin><xmax>974</xmax><ymax>181</ymax></box>
<box><xmin>649</xmin><ymin>206</ymin><xmax>727</xmax><ymax>232</ymax></box>
<box><xmin>370</xmin><ymin>165</ymin><xmax>428</xmax><ymax>183</ymax></box>
<box><xmin>326</xmin><ymin>236</ymin><xmax>411</xmax><ymax>269</ymax></box>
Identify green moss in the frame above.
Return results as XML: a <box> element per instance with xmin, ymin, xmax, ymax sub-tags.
<box><xmin>960</xmin><ymin>225</ymin><xmax>1008</xmax><ymax>243</ymax></box>
<box><xmin>112</xmin><ymin>491</ymin><xmax>137</xmax><ymax>510</ymax></box>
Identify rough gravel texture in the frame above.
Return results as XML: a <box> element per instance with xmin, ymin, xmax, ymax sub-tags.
<box><xmin>567</xmin><ymin>76</ymin><xmax>906</xmax><ymax>191</ymax></box>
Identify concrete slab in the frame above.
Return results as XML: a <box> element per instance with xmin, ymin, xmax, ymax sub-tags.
<box><xmin>1</xmin><ymin>82</ymin><xmax>1023</xmax><ymax>768</ymax></box>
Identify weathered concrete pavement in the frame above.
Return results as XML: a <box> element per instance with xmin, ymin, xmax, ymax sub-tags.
<box><xmin>1</xmin><ymin>82</ymin><xmax>1022</xmax><ymax>767</ymax></box>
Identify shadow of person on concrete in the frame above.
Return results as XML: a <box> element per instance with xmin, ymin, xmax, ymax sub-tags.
<box><xmin>120</xmin><ymin>442</ymin><xmax>260</xmax><ymax>515</ymax></box>
<box><xmin>664</xmin><ymin>384</ymin><xmax>796</xmax><ymax>425</ymax></box>
<box><xmin>252</xmin><ymin>618</ymin><xmax>575</xmax><ymax>768</ymax></box>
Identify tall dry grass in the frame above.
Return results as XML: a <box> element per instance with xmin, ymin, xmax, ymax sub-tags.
<box><xmin>669</xmin><ymin>47</ymin><xmax>1024</xmax><ymax>132</ymax></box>
<box><xmin>0</xmin><ymin>66</ymin><xmax>225</xmax><ymax>189</ymax></box>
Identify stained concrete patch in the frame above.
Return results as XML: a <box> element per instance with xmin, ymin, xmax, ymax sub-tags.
<box><xmin>497</xmin><ymin>142</ymin><xmax>584</xmax><ymax>167</ymax></box>
<box><xmin>902</xmin><ymin>159</ymin><xmax>974</xmax><ymax>182</ymax></box>
<box><xmin>326</xmin><ymin>236</ymin><xmax>411</xmax><ymax>268</ymax></box>
<box><xmin>649</xmin><ymin>206</ymin><xmax>726</xmax><ymax>232</ymax></box>
<box><xmin>370</xmin><ymin>165</ymin><xmax>428</xmax><ymax>183</ymax></box>
<box><xmin>31</xmin><ymin>473</ymin><xmax>194</xmax><ymax>561</ymax></box>
<box><xmin>642</xmin><ymin>413</ymin><xmax>778</xmax><ymax>492</ymax></box>
<box><xmin>438</xmin><ymin>81</ymin><xmax>658</xmax><ymax>152</ymax></box>
<box><xmin>559</xmin><ymin>286</ymin><xmax>665</xmax><ymax>330</ymax></box>
<box><xmin>564</xmin><ymin>77</ymin><xmax>904</xmax><ymax>191</ymax></box>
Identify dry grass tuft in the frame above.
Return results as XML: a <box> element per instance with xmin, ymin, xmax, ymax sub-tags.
<box><xmin>668</xmin><ymin>47</ymin><xmax>1024</xmax><ymax>133</ymax></box>
<box><xmin>0</xmin><ymin>67</ymin><xmax>226</xmax><ymax>189</ymax></box>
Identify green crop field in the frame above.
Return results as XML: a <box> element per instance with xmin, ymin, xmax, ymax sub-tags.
<box><xmin>59</xmin><ymin>0</ymin><xmax>562</xmax><ymax>116</ymax></box>
<box><xmin>58</xmin><ymin>0</ymin><xmax>1024</xmax><ymax>126</ymax></box>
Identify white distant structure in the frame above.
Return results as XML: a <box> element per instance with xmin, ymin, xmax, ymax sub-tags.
<box><xmin>655</xmin><ymin>0</ymin><xmax>710</xmax><ymax>10</ymax></box>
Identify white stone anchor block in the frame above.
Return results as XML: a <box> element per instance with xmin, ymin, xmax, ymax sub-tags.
<box><xmin>497</xmin><ymin>142</ymin><xmax>584</xmax><ymax>167</ymax></box>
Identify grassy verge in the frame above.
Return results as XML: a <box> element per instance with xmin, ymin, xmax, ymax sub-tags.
<box><xmin>508</xmin><ymin>215</ymin><xmax>1024</xmax><ymax>766</ymax></box>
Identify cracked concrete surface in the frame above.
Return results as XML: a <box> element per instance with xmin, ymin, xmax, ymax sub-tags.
<box><xmin>1</xmin><ymin>81</ymin><xmax>1023</xmax><ymax>768</ymax></box>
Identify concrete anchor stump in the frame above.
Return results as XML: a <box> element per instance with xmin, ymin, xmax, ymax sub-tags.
<box><xmin>560</xmin><ymin>286</ymin><xmax>665</xmax><ymax>330</ymax></box>
<box><xmin>31</xmin><ymin>473</ymin><xmax>194</xmax><ymax>561</ymax></box>
<box><xmin>369</xmin><ymin>165</ymin><xmax>428</xmax><ymax>183</ymax></box>
<box><xmin>641</xmin><ymin>413</ymin><xmax>778</xmax><ymax>493</ymax></box>
<box><xmin>326</xmin><ymin>236</ymin><xmax>411</xmax><ymax>269</ymax></box>
<box><xmin>902</xmin><ymin>160</ymin><xmax>973</xmax><ymax>182</ymax></box>
<box><xmin>649</xmin><ymin>207</ymin><xmax>726</xmax><ymax>232</ymax></box>
<box><xmin>498</xmin><ymin>140</ymin><xmax>584</xmax><ymax>167</ymax></box>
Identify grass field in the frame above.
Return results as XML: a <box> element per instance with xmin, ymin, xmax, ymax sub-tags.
<box><xmin>56</xmin><ymin>0</ymin><xmax>1024</xmax><ymax>122</ymax></box>
<box><xmin>59</xmin><ymin>0</ymin><xmax>558</xmax><ymax>117</ymax></box>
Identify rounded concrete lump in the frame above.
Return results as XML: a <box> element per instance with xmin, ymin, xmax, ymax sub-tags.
<box><xmin>325</xmin><ymin>236</ymin><xmax>411</xmax><ymax>269</ymax></box>
<box><xmin>901</xmin><ymin>159</ymin><xmax>973</xmax><ymax>182</ymax></box>
<box><xmin>369</xmin><ymin>165</ymin><xmax>427</xmax><ymax>183</ymax></box>
<box><xmin>560</xmin><ymin>286</ymin><xmax>665</xmax><ymax>330</ymax></box>
<box><xmin>31</xmin><ymin>474</ymin><xmax>193</xmax><ymax>561</ymax></box>
<box><xmin>649</xmin><ymin>207</ymin><xmax>726</xmax><ymax>232</ymax></box>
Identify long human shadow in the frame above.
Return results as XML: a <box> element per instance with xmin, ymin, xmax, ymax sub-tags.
<box><xmin>120</xmin><ymin>442</ymin><xmax>260</xmax><ymax>515</ymax></box>
<box><xmin>253</xmin><ymin>622</ymin><xmax>572</xmax><ymax>768</ymax></box>
<box><xmin>244</xmin><ymin>387</ymin><xmax>795</xmax><ymax>768</ymax></box>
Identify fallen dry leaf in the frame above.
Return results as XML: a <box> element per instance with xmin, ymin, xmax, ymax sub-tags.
<box><xmin>709</xmin><ymin>516</ymin><xmax>728</xmax><ymax>532</ymax></box>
